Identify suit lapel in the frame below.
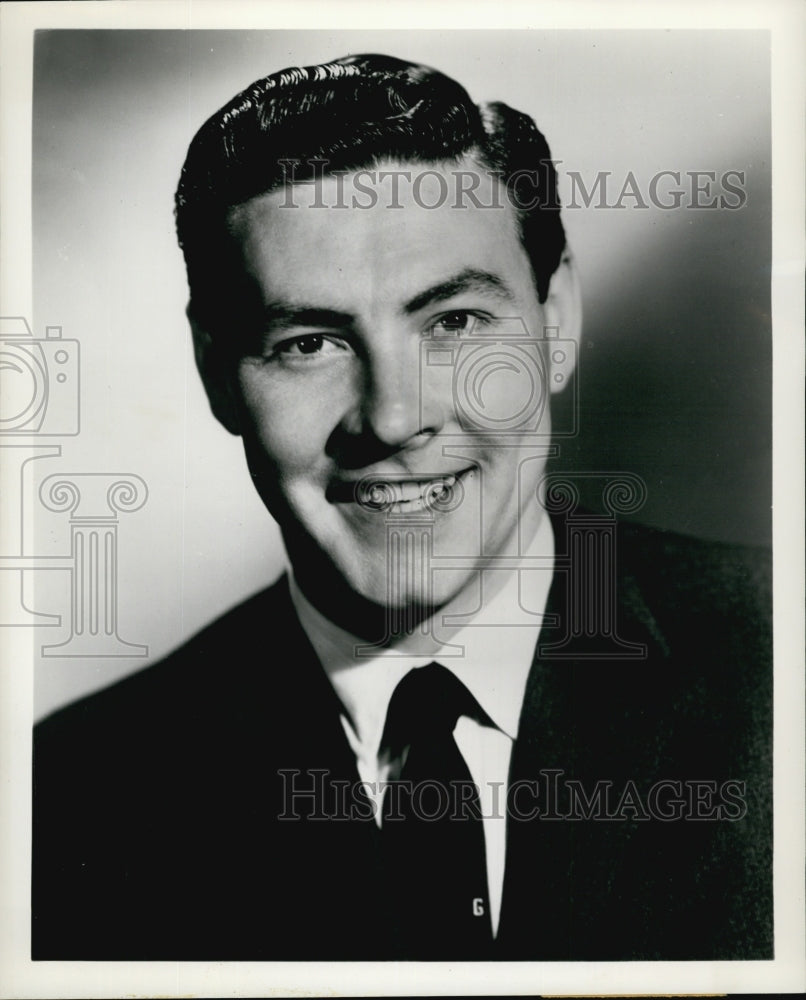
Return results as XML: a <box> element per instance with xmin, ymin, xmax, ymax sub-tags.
<box><xmin>254</xmin><ymin>580</ymin><xmax>388</xmax><ymax>955</ymax></box>
<box><xmin>496</xmin><ymin>517</ymin><xmax>670</xmax><ymax>958</ymax></box>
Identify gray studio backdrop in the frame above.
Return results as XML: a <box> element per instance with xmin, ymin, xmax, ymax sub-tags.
<box><xmin>29</xmin><ymin>29</ymin><xmax>771</xmax><ymax>718</ymax></box>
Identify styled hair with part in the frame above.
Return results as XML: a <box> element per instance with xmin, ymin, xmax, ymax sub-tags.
<box><xmin>175</xmin><ymin>53</ymin><xmax>566</xmax><ymax>334</ymax></box>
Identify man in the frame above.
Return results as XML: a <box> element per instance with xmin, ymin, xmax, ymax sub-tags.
<box><xmin>32</xmin><ymin>53</ymin><xmax>772</xmax><ymax>961</ymax></box>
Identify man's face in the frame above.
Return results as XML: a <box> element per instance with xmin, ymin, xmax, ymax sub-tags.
<box><xmin>208</xmin><ymin>159</ymin><xmax>574</xmax><ymax>626</ymax></box>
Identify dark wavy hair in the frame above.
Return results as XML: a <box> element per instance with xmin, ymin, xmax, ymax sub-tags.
<box><xmin>175</xmin><ymin>53</ymin><xmax>566</xmax><ymax>334</ymax></box>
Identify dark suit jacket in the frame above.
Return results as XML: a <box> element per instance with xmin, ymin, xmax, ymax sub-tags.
<box><xmin>32</xmin><ymin>517</ymin><xmax>772</xmax><ymax>960</ymax></box>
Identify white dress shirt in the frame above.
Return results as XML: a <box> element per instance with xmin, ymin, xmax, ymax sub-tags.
<box><xmin>288</xmin><ymin>515</ymin><xmax>554</xmax><ymax>937</ymax></box>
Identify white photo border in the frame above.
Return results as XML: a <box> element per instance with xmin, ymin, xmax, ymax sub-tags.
<box><xmin>1</xmin><ymin>1</ymin><xmax>803</xmax><ymax>997</ymax></box>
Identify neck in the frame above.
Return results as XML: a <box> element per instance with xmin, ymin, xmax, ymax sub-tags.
<box><xmin>286</xmin><ymin>512</ymin><xmax>547</xmax><ymax>646</ymax></box>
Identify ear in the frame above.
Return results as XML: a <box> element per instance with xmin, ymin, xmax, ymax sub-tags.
<box><xmin>542</xmin><ymin>249</ymin><xmax>583</xmax><ymax>395</ymax></box>
<box><xmin>187</xmin><ymin>306</ymin><xmax>242</xmax><ymax>435</ymax></box>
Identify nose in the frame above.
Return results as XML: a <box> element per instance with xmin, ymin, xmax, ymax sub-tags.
<box><xmin>340</xmin><ymin>337</ymin><xmax>444</xmax><ymax>452</ymax></box>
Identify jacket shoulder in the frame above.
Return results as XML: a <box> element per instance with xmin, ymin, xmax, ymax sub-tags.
<box><xmin>34</xmin><ymin>575</ymin><xmax>294</xmax><ymax>746</ymax></box>
<box><xmin>616</xmin><ymin>518</ymin><xmax>771</xmax><ymax>621</ymax></box>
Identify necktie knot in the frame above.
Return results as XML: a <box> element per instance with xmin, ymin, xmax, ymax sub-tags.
<box><xmin>381</xmin><ymin>661</ymin><xmax>478</xmax><ymax>755</ymax></box>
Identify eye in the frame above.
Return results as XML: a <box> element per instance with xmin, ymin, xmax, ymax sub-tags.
<box><xmin>274</xmin><ymin>334</ymin><xmax>349</xmax><ymax>359</ymax></box>
<box><xmin>283</xmin><ymin>334</ymin><xmax>325</xmax><ymax>355</ymax></box>
<box><xmin>430</xmin><ymin>310</ymin><xmax>493</xmax><ymax>336</ymax></box>
<box><xmin>432</xmin><ymin>311</ymin><xmax>474</xmax><ymax>335</ymax></box>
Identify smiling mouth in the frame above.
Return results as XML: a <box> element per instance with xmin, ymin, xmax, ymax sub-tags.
<box><xmin>328</xmin><ymin>468</ymin><xmax>474</xmax><ymax>512</ymax></box>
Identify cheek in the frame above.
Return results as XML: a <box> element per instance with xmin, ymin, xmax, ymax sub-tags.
<box><xmin>235</xmin><ymin>369</ymin><xmax>342</xmax><ymax>473</ymax></box>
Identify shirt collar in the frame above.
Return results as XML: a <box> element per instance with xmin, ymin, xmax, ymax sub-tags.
<box><xmin>289</xmin><ymin>513</ymin><xmax>554</xmax><ymax>758</ymax></box>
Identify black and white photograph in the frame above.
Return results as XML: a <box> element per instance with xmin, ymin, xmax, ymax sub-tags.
<box><xmin>0</xmin><ymin>1</ymin><xmax>803</xmax><ymax>996</ymax></box>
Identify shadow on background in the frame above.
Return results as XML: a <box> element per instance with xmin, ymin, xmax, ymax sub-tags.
<box><xmin>549</xmin><ymin>168</ymin><xmax>771</xmax><ymax>546</ymax></box>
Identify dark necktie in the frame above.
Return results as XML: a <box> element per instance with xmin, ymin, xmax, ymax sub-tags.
<box><xmin>379</xmin><ymin>662</ymin><xmax>494</xmax><ymax>959</ymax></box>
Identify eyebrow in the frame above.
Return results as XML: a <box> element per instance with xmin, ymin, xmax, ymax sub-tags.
<box><xmin>402</xmin><ymin>268</ymin><xmax>515</xmax><ymax>315</ymax></box>
<box><xmin>260</xmin><ymin>268</ymin><xmax>515</xmax><ymax>332</ymax></box>
<box><xmin>261</xmin><ymin>305</ymin><xmax>353</xmax><ymax>331</ymax></box>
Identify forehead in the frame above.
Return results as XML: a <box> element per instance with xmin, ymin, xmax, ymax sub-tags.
<box><xmin>226</xmin><ymin>158</ymin><xmax>537</xmax><ymax>310</ymax></box>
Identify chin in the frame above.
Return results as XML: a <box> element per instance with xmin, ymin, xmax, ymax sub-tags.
<box><xmin>385</xmin><ymin>571</ymin><xmax>477</xmax><ymax>615</ymax></box>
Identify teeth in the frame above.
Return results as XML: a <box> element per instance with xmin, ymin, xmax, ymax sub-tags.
<box><xmin>396</xmin><ymin>475</ymin><xmax>456</xmax><ymax>505</ymax></box>
<box><xmin>355</xmin><ymin>473</ymin><xmax>465</xmax><ymax>512</ymax></box>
